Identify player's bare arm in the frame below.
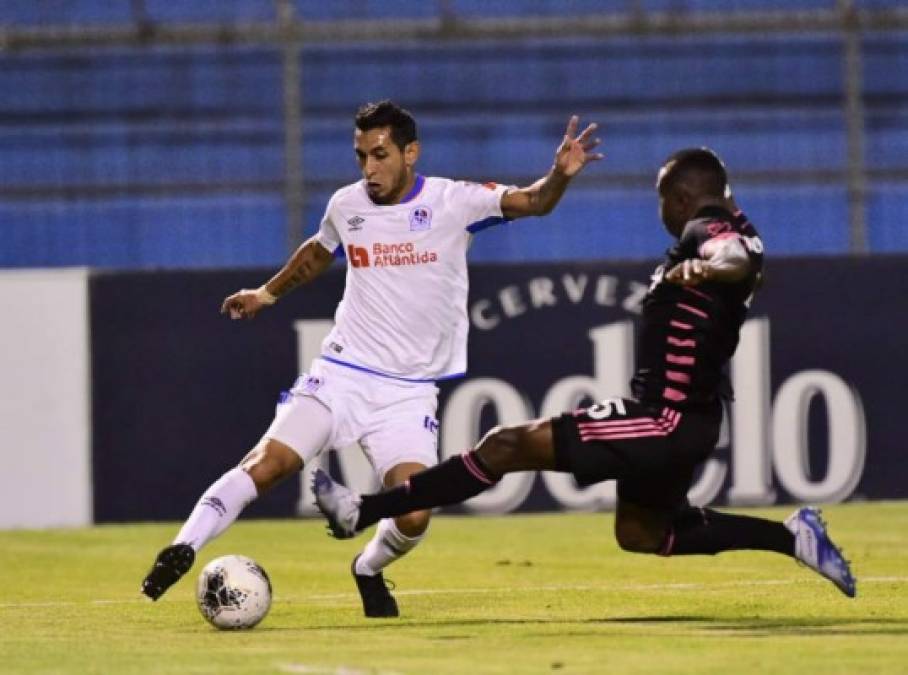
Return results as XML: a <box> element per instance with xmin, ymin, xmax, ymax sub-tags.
<box><xmin>500</xmin><ymin>115</ymin><xmax>603</xmax><ymax>219</ymax></box>
<box><xmin>220</xmin><ymin>236</ymin><xmax>334</xmax><ymax>320</ymax></box>
<box><xmin>665</xmin><ymin>236</ymin><xmax>751</xmax><ymax>286</ymax></box>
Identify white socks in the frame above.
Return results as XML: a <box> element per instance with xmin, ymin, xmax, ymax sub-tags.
<box><xmin>355</xmin><ymin>518</ymin><xmax>425</xmax><ymax>576</ymax></box>
<box><xmin>174</xmin><ymin>469</ymin><xmax>424</xmax><ymax>575</ymax></box>
<box><xmin>173</xmin><ymin>467</ymin><xmax>258</xmax><ymax>552</ymax></box>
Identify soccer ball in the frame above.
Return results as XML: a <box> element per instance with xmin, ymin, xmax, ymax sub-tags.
<box><xmin>195</xmin><ymin>555</ymin><xmax>272</xmax><ymax>630</ymax></box>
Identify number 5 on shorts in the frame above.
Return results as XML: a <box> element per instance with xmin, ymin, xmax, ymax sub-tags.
<box><xmin>585</xmin><ymin>397</ymin><xmax>628</xmax><ymax>420</ymax></box>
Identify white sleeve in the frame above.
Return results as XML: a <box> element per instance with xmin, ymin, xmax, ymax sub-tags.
<box><xmin>455</xmin><ymin>181</ymin><xmax>514</xmax><ymax>234</ymax></box>
<box><xmin>313</xmin><ymin>194</ymin><xmax>341</xmax><ymax>253</ymax></box>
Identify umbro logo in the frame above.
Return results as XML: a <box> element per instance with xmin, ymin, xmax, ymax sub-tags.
<box><xmin>202</xmin><ymin>497</ymin><xmax>227</xmax><ymax>517</ymax></box>
<box><xmin>347</xmin><ymin>216</ymin><xmax>365</xmax><ymax>231</ymax></box>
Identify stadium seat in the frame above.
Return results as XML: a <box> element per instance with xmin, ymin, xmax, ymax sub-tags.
<box><xmin>0</xmin><ymin>196</ymin><xmax>287</xmax><ymax>268</ymax></box>
<box><xmin>0</xmin><ymin>7</ymin><xmax>905</xmax><ymax>267</ymax></box>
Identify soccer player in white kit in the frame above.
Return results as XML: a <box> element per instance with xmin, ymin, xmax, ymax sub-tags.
<box><xmin>141</xmin><ymin>100</ymin><xmax>603</xmax><ymax>616</ymax></box>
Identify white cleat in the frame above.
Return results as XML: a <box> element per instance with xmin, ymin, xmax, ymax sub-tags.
<box><xmin>311</xmin><ymin>468</ymin><xmax>361</xmax><ymax>539</ymax></box>
<box><xmin>784</xmin><ymin>507</ymin><xmax>856</xmax><ymax>598</ymax></box>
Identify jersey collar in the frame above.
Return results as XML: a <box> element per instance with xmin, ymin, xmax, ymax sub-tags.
<box><xmin>398</xmin><ymin>174</ymin><xmax>425</xmax><ymax>204</ymax></box>
<box><xmin>694</xmin><ymin>204</ymin><xmax>733</xmax><ymax>220</ymax></box>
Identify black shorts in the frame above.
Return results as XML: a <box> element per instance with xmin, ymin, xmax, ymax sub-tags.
<box><xmin>551</xmin><ymin>398</ymin><xmax>722</xmax><ymax>510</ymax></box>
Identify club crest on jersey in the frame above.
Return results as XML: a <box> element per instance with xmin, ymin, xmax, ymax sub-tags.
<box><xmin>293</xmin><ymin>374</ymin><xmax>324</xmax><ymax>394</ymax></box>
<box><xmin>347</xmin><ymin>216</ymin><xmax>365</xmax><ymax>231</ymax></box>
<box><xmin>409</xmin><ymin>205</ymin><xmax>433</xmax><ymax>231</ymax></box>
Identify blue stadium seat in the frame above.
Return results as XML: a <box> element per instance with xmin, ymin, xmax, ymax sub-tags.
<box><xmin>467</xmin><ymin>184</ymin><xmax>852</xmax><ymax>262</ymax></box>
<box><xmin>302</xmin><ymin>37</ymin><xmax>843</xmax><ymax>110</ymax></box>
<box><xmin>0</xmin><ymin>0</ymin><xmax>132</xmax><ymax>25</ymax></box>
<box><xmin>294</xmin><ymin>0</ymin><xmax>438</xmax><ymax>21</ymax></box>
<box><xmin>468</xmin><ymin>187</ymin><xmax>668</xmax><ymax>263</ymax></box>
<box><xmin>0</xmin><ymin>135</ymin><xmax>283</xmax><ymax>185</ymax></box>
<box><xmin>643</xmin><ymin>0</ymin><xmax>834</xmax><ymax>10</ymax></box>
<box><xmin>0</xmin><ymin>49</ymin><xmax>283</xmax><ymax>113</ymax></box>
<box><xmin>8</xmin><ymin>0</ymin><xmax>897</xmax><ymax>27</ymax></box>
<box><xmin>411</xmin><ymin>108</ymin><xmax>845</xmax><ymax>180</ymax></box>
<box><xmin>735</xmin><ymin>185</ymin><xmax>850</xmax><ymax>255</ymax></box>
<box><xmin>856</xmin><ymin>0</ymin><xmax>908</xmax><ymax>8</ymax></box>
<box><xmin>447</xmin><ymin>0</ymin><xmax>632</xmax><ymax>16</ymax></box>
<box><xmin>141</xmin><ymin>0</ymin><xmax>275</xmax><ymax>23</ymax></box>
<box><xmin>0</xmin><ymin>18</ymin><xmax>905</xmax><ymax>266</ymax></box>
<box><xmin>0</xmin><ymin>196</ymin><xmax>287</xmax><ymax>268</ymax></box>
<box><xmin>866</xmin><ymin>124</ymin><xmax>908</xmax><ymax>171</ymax></box>
<box><xmin>868</xmin><ymin>184</ymin><xmax>908</xmax><ymax>252</ymax></box>
<box><xmin>864</xmin><ymin>36</ymin><xmax>908</xmax><ymax>95</ymax></box>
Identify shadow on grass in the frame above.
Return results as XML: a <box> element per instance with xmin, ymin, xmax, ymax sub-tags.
<box><xmin>292</xmin><ymin>615</ymin><xmax>908</xmax><ymax>639</ymax></box>
<box><xmin>690</xmin><ymin>616</ymin><xmax>908</xmax><ymax>637</ymax></box>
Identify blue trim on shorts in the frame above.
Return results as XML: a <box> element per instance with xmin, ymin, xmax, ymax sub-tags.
<box><xmin>319</xmin><ymin>355</ymin><xmax>465</xmax><ymax>384</ymax></box>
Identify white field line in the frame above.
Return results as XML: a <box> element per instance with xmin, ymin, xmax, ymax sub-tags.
<box><xmin>0</xmin><ymin>576</ymin><xmax>905</xmax><ymax>609</ymax></box>
<box><xmin>306</xmin><ymin>575</ymin><xmax>908</xmax><ymax>601</ymax></box>
<box><xmin>277</xmin><ymin>665</ymin><xmax>402</xmax><ymax>675</ymax></box>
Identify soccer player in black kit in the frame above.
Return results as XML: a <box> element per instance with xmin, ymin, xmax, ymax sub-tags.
<box><xmin>314</xmin><ymin>148</ymin><xmax>856</xmax><ymax>598</ymax></box>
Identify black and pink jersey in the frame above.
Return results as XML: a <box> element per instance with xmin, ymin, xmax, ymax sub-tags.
<box><xmin>631</xmin><ymin>206</ymin><xmax>764</xmax><ymax>410</ymax></box>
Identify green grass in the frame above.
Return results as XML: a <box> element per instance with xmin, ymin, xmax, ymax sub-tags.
<box><xmin>2</xmin><ymin>502</ymin><xmax>907</xmax><ymax>675</ymax></box>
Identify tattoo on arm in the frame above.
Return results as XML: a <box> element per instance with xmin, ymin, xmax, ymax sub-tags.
<box><xmin>534</xmin><ymin>169</ymin><xmax>570</xmax><ymax>213</ymax></box>
<box><xmin>265</xmin><ymin>239</ymin><xmax>333</xmax><ymax>299</ymax></box>
<box><xmin>270</xmin><ymin>269</ymin><xmax>306</xmax><ymax>297</ymax></box>
<box><xmin>503</xmin><ymin>169</ymin><xmax>571</xmax><ymax>219</ymax></box>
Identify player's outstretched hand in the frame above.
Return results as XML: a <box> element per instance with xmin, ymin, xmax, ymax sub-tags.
<box><xmin>665</xmin><ymin>258</ymin><xmax>712</xmax><ymax>286</ymax></box>
<box><xmin>554</xmin><ymin>115</ymin><xmax>604</xmax><ymax>178</ymax></box>
<box><xmin>220</xmin><ymin>288</ymin><xmax>270</xmax><ymax>320</ymax></box>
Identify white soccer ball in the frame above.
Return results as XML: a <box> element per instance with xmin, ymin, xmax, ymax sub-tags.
<box><xmin>195</xmin><ymin>554</ymin><xmax>272</xmax><ymax>630</ymax></box>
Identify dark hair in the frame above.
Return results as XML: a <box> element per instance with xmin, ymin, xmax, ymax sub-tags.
<box><xmin>354</xmin><ymin>100</ymin><xmax>417</xmax><ymax>150</ymax></box>
<box><xmin>660</xmin><ymin>147</ymin><xmax>728</xmax><ymax>198</ymax></box>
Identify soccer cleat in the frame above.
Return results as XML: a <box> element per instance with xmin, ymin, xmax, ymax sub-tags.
<box><xmin>784</xmin><ymin>507</ymin><xmax>856</xmax><ymax>598</ymax></box>
<box><xmin>311</xmin><ymin>468</ymin><xmax>361</xmax><ymax>539</ymax></box>
<box><xmin>141</xmin><ymin>543</ymin><xmax>196</xmax><ymax>601</ymax></box>
<box><xmin>351</xmin><ymin>555</ymin><xmax>399</xmax><ymax>618</ymax></box>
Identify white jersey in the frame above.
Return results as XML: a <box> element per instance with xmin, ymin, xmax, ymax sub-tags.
<box><xmin>313</xmin><ymin>175</ymin><xmax>510</xmax><ymax>382</ymax></box>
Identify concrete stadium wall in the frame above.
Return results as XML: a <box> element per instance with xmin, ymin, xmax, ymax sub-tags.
<box><xmin>0</xmin><ymin>269</ymin><xmax>93</xmax><ymax>528</ymax></box>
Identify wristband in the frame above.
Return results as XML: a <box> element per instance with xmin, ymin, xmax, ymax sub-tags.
<box><xmin>255</xmin><ymin>286</ymin><xmax>278</xmax><ymax>306</ymax></box>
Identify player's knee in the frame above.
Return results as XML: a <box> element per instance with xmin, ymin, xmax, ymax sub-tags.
<box><xmin>240</xmin><ymin>441</ymin><xmax>301</xmax><ymax>492</ymax></box>
<box><xmin>394</xmin><ymin>509</ymin><xmax>431</xmax><ymax>537</ymax></box>
<box><xmin>476</xmin><ymin>425</ymin><xmax>524</xmax><ymax>473</ymax></box>
<box><xmin>614</xmin><ymin>518</ymin><xmax>666</xmax><ymax>554</ymax></box>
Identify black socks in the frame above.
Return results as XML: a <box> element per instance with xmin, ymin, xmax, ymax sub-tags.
<box><xmin>662</xmin><ymin>507</ymin><xmax>795</xmax><ymax>557</ymax></box>
<box><xmin>356</xmin><ymin>450</ymin><xmax>499</xmax><ymax>531</ymax></box>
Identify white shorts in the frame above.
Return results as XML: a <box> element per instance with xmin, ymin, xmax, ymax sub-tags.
<box><xmin>263</xmin><ymin>358</ymin><xmax>440</xmax><ymax>481</ymax></box>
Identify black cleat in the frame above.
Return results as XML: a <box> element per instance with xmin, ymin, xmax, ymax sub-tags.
<box><xmin>141</xmin><ymin>543</ymin><xmax>195</xmax><ymax>601</ymax></box>
<box><xmin>351</xmin><ymin>554</ymin><xmax>399</xmax><ymax>618</ymax></box>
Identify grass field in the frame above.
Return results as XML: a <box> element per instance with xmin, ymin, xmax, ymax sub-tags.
<box><xmin>2</xmin><ymin>502</ymin><xmax>906</xmax><ymax>675</ymax></box>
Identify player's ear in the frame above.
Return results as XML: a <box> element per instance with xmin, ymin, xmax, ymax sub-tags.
<box><xmin>403</xmin><ymin>140</ymin><xmax>420</xmax><ymax>168</ymax></box>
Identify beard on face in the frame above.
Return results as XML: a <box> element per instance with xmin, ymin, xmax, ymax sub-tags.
<box><xmin>367</xmin><ymin>169</ymin><xmax>407</xmax><ymax>205</ymax></box>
